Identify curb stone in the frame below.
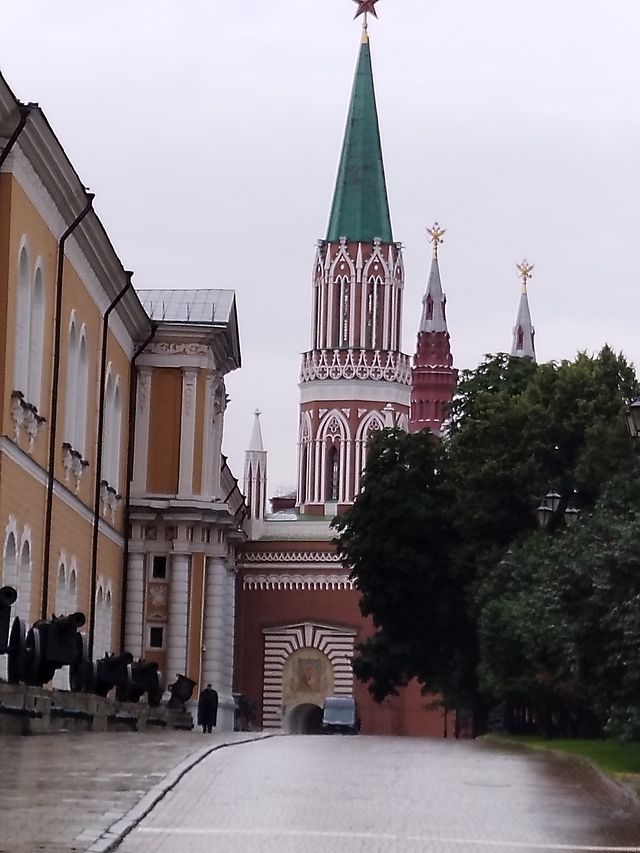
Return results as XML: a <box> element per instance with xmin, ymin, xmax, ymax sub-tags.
<box><xmin>84</xmin><ymin>732</ymin><xmax>277</xmax><ymax>853</ymax></box>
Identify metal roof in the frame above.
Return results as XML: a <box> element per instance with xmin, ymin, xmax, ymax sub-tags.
<box><xmin>136</xmin><ymin>289</ymin><xmax>235</xmax><ymax>325</ymax></box>
<box><xmin>326</xmin><ymin>32</ymin><xmax>393</xmax><ymax>244</ymax></box>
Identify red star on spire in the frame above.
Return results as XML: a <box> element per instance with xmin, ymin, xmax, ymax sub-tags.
<box><xmin>352</xmin><ymin>0</ymin><xmax>380</xmax><ymax>20</ymax></box>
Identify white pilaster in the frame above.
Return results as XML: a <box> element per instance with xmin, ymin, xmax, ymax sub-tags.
<box><xmin>201</xmin><ymin>372</ymin><xmax>215</xmax><ymax>498</ymax></box>
<box><xmin>131</xmin><ymin>367</ymin><xmax>153</xmax><ymax>495</ymax></box>
<box><xmin>202</xmin><ymin>555</ymin><xmax>234</xmax><ymax>729</ymax></box>
<box><xmin>178</xmin><ymin>368</ymin><xmax>198</xmax><ymax>497</ymax></box>
<box><xmin>166</xmin><ymin>553</ymin><xmax>190</xmax><ymax>686</ymax></box>
<box><xmin>124</xmin><ymin>551</ymin><xmax>145</xmax><ymax>658</ymax></box>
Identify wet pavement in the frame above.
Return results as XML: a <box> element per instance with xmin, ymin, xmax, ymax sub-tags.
<box><xmin>0</xmin><ymin>729</ymin><xmax>267</xmax><ymax>853</ymax></box>
<box><xmin>114</xmin><ymin>736</ymin><xmax>640</xmax><ymax>853</ymax></box>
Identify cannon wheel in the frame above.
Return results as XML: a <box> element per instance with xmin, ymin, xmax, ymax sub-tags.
<box><xmin>115</xmin><ymin>662</ymin><xmax>133</xmax><ymax>703</ymax></box>
<box><xmin>70</xmin><ymin>659</ymin><xmax>96</xmax><ymax>693</ymax></box>
<box><xmin>147</xmin><ymin>669</ymin><xmax>163</xmax><ymax>708</ymax></box>
<box><xmin>68</xmin><ymin>632</ymin><xmax>91</xmax><ymax>692</ymax></box>
<box><xmin>24</xmin><ymin>625</ymin><xmax>55</xmax><ymax>686</ymax></box>
<box><xmin>7</xmin><ymin>617</ymin><xmax>25</xmax><ymax>684</ymax></box>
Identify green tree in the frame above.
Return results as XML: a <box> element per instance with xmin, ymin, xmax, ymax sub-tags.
<box><xmin>334</xmin><ymin>347</ymin><xmax>638</xmax><ymax>737</ymax></box>
<box><xmin>332</xmin><ymin>429</ymin><xmax>469</xmax><ymax>709</ymax></box>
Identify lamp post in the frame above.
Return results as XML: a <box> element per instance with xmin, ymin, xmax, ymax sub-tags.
<box><xmin>536</xmin><ymin>486</ymin><xmax>579</xmax><ymax>530</ymax></box>
<box><xmin>625</xmin><ymin>398</ymin><xmax>640</xmax><ymax>441</ymax></box>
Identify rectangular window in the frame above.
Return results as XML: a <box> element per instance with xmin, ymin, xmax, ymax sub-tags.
<box><xmin>152</xmin><ymin>555</ymin><xmax>167</xmax><ymax>579</ymax></box>
<box><xmin>149</xmin><ymin>626</ymin><xmax>164</xmax><ymax>649</ymax></box>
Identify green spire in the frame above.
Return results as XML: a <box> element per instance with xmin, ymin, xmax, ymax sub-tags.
<box><xmin>326</xmin><ymin>29</ymin><xmax>393</xmax><ymax>244</ymax></box>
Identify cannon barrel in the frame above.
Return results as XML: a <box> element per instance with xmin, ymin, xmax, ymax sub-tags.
<box><xmin>0</xmin><ymin>586</ymin><xmax>17</xmax><ymax>608</ymax></box>
<box><xmin>0</xmin><ymin>586</ymin><xmax>17</xmax><ymax>654</ymax></box>
<box><xmin>167</xmin><ymin>674</ymin><xmax>196</xmax><ymax>709</ymax></box>
<box><xmin>51</xmin><ymin>611</ymin><xmax>86</xmax><ymax>630</ymax></box>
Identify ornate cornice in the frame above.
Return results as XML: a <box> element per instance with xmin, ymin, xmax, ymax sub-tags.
<box><xmin>300</xmin><ymin>348</ymin><xmax>411</xmax><ymax>386</ymax></box>
<box><xmin>240</xmin><ymin>551</ymin><xmax>341</xmax><ymax>564</ymax></box>
<box><xmin>243</xmin><ymin>573</ymin><xmax>355</xmax><ymax>591</ymax></box>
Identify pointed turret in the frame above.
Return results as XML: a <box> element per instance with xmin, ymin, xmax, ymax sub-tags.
<box><xmin>326</xmin><ymin>27</ymin><xmax>393</xmax><ymax>243</ymax></box>
<box><xmin>243</xmin><ymin>410</ymin><xmax>267</xmax><ymax>532</ymax></box>
<box><xmin>419</xmin><ymin>249</ymin><xmax>447</xmax><ymax>333</ymax></box>
<box><xmin>410</xmin><ymin>224</ymin><xmax>457</xmax><ymax>435</ymax></box>
<box><xmin>511</xmin><ymin>260</ymin><xmax>536</xmax><ymax>361</ymax></box>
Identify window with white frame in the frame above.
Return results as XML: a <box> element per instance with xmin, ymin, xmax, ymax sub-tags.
<box><xmin>28</xmin><ymin>265</ymin><xmax>45</xmax><ymax>409</ymax></box>
<box><xmin>102</xmin><ymin>370</ymin><xmax>122</xmax><ymax>489</ymax></box>
<box><xmin>76</xmin><ymin>331</ymin><xmax>89</xmax><ymax>455</ymax></box>
<box><xmin>16</xmin><ymin>539</ymin><xmax>31</xmax><ymax>623</ymax></box>
<box><xmin>64</xmin><ymin>317</ymin><xmax>78</xmax><ymax>446</ymax></box>
<box><xmin>14</xmin><ymin>245</ymin><xmax>30</xmax><ymax>394</ymax></box>
<box><xmin>14</xmin><ymin>243</ymin><xmax>46</xmax><ymax>412</ymax></box>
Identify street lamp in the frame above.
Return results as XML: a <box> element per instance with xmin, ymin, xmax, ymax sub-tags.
<box><xmin>536</xmin><ymin>487</ymin><xmax>579</xmax><ymax>529</ymax></box>
<box><xmin>536</xmin><ymin>487</ymin><xmax>561</xmax><ymax>529</ymax></box>
<box><xmin>625</xmin><ymin>398</ymin><xmax>640</xmax><ymax>440</ymax></box>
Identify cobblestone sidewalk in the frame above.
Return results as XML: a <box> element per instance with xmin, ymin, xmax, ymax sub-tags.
<box><xmin>0</xmin><ymin>729</ymin><xmax>267</xmax><ymax>853</ymax></box>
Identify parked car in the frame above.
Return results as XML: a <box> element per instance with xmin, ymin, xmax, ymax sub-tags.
<box><xmin>320</xmin><ymin>695</ymin><xmax>360</xmax><ymax>734</ymax></box>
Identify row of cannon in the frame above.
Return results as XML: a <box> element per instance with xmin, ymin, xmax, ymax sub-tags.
<box><xmin>0</xmin><ymin>585</ymin><xmax>196</xmax><ymax>708</ymax></box>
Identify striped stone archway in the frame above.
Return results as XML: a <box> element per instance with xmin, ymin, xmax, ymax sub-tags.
<box><xmin>261</xmin><ymin>622</ymin><xmax>357</xmax><ymax>729</ymax></box>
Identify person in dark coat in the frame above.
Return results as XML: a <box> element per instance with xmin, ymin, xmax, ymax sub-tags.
<box><xmin>197</xmin><ymin>684</ymin><xmax>218</xmax><ymax>733</ymax></box>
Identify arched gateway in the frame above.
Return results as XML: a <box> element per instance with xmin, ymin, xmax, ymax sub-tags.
<box><xmin>262</xmin><ymin>622</ymin><xmax>356</xmax><ymax>730</ymax></box>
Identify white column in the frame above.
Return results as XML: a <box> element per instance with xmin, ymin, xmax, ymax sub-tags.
<box><xmin>124</xmin><ymin>551</ymin><xmax>145</xmax><ymax>658</ymax></box>
<box><xmin>223</xmin><ymin>563</ymin><xmax>236</xmax><ymax>693</ymax></box>
<box><xmin>131</xmin><ymin>367</ymin><xmax>152</xmax><ymax>495</ymax></box>
<box><xmin>178</xmin><ymin>368</ymin><xmax>197</xmax><ymax>497</ymax></box>
<box><xmin>165</xmin><ymin>553</ymin><xmax>190</xmax><ymax>687</ymax></box>
<box><xmin>202</xmin><ymin>555</ymin><xmax>233</xmax><ymax>729</ymax></box>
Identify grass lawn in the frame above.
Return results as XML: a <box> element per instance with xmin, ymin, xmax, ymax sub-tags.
<box><xmin>491</xmin><ymin>735</ymin><xmax>640</xmax><ymax>777</ymax></box>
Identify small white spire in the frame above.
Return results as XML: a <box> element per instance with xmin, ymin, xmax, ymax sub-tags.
<box><xmin>248</xmin><ymin>409</ymin><xmax>264</xmax><ymax>451</ymax></box>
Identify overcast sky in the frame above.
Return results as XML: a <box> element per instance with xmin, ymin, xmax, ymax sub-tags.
<box><xmin>2</xmin><ymin>1</ymin><xmax>640</xmax><ymax>493</ymax></box>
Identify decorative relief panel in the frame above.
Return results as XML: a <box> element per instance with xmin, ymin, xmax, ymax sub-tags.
<box><xmin>147</xmin><ymin>342</ymin><xmax>210</xmax><ymax>357</ymax></box>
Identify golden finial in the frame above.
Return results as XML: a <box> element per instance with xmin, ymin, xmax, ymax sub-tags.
<box><xmin>516</xmin><ymin>259</ymin><xmax>535</xmax><ymax>293</ymax></box>
<box><xmin>427</xmin><ymin>222</ymin><xmax>446</xmax><ymax>259</ymax></box>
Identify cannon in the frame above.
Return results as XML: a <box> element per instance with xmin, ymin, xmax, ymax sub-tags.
<box><xmin>167</xmin><ymin>673</ymin><xmax>196</xmax><ymax>710</ymax></box>
<box><xmin>0</xmin><ymin>585</ymin><xmax>17</xmax><ymax>654</ymax></box>
<box><xmin>70</xmin><ymin>651</ymin><xmax>134</xmax><ymax>696</ymax></box>
<box><xmin>12</xmin><ymin>612</ymin><xmax>89</xmax><ymax>687</ymax></box>
<box><xmin>115</xmin><ymin>659</ymin><xmax>163</xmax><ymax>707</ymax></box>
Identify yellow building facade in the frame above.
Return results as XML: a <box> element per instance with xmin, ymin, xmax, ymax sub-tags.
<box><xmin>0</xmin><ymin>74</ymin><xmax>244</xmax><ymax>726</ymax></box>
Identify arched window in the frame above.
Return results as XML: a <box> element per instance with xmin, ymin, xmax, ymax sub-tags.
<box><xmin>102</xmin><ymin>372</ymin><xmax>114</xmax><ymax>482</ymax></box>
<box><xmin>105</xmin><ymin>590</ymin><xmax>113</xmax><ymax>655</ymax></box>
<box><xmin>3</xmin><ymin>531</ymin><xmax>17</xmax><ymax>589</ymax></box>
<box><xmin>64</xmin><ymin>319</ymin><xmax>79</xmax><ymax>446</ymax></box>
<box><xmin>55</xmin><ymin>562</ymin><xmax>66</xmax><ymax>616</ymax></box>
<box><xmin>95</xmin><ymin>585</ymin><xmax>106</xmax><ymax>658</ymax></box>
<box><xmin>300</xmin><ymin>446</ymin><xmax>308</xmax><ymax>504</ymax></box>
<box><xmin>111</xmin><ymin>380</ymin><xmax>122</xmax><ymax>489</ymax></box>
<box><xmin>326</xmin><ymin>444</ymin><xmax>340</xmax><ymax>501</ymax></box>
<box><xmin>17</xmin><ymin>540</ymin><xmax>31</xmax><ymax>623</ymax></box>
<box><xmin>14</xmin><ymin>245</ymin><xmax>30</xmax><ymax>393</ymax></box>
<box><xmin>28</xmin><ymin>265</ymin><xmax>45</xmax><ymax>409</ymax></box>
<box><xmin>76</xmin><ymin>331</ymin><xmax>89</xmax><ymax>455</ymax></box>
<box><xmin>68</xmin><ymin>567</ymin><xmax>77</xmax><ymax>613</ymax></box>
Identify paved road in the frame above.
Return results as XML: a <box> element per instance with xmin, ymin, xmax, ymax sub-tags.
<box><xmin>116</xmin><ymin>736</ymin><xmax>640</xmax><ymax>853</ymax></box>
<box><xmin>0</xmin><ymin>729</ymin><xmax>263</xmax><ymax>853</ymax></box>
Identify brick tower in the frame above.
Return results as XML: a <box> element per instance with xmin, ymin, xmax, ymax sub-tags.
<box><xmin>297</xmin><ymin>23</ymin><xmax>411</xmax><ymax>514</ymax></box>
<box><xmin>409</xmin><ymin>223</ymin><xmax>457</xmax><ymax>434</ymax></box>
